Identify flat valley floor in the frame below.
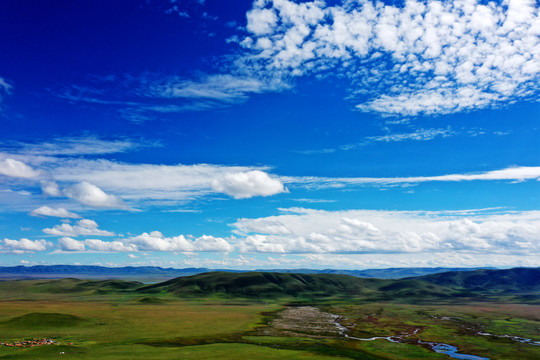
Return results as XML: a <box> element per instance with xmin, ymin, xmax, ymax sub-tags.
<box><xmin>0</xmin><ymin>287</ymin><xmax>539</xmax><ymax>359</ymax></box>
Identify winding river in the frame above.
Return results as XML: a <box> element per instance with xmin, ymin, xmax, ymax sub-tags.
<box><xmin>333</xmin><ymin>315</ymin><xmax>490</xmax><ymax>359</ymax></box>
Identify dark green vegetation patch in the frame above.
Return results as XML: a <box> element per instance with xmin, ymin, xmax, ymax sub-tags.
<box><xmin>4</xmin><ymin>312</ymin><xmax>87</xmax><ymax>328</ymax></box>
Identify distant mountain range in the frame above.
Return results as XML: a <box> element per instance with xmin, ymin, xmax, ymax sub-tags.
<box><xmin>0</xmin><ymin>267</ymin><xmax>538</xmax><ymax>303</ymax></box>
<box><xmin>0</xmin><ymin>265</ymin><xmax>495</xmax><ymax>281</ymax></box>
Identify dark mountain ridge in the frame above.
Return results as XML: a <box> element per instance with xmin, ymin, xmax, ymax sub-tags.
<box><xmin>412</xmin><ymin>267</ymin><xmax>540</xmax><ymax>292</ymax></box>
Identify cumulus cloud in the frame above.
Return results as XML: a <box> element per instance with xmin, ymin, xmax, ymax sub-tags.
<box><xmin>234</xmin><ymin>208</ymin><xmax>540</xmax><ymax>254</ymax></box>
<box><xmin>43</xmin><ymin>219</ymin><xmax>115</xmax><ymax>237</ymax></box>
<box><xmin>58</xmin><ymin>237</ymin><xmax>86</xmax><ymax>251</ymax></box>
<box><xmin>1</xmin><ymin>238</ymin><xmax>50</xmax><ymax>254</ymax></box>
<box><xmin>83</xmin><ymin>239</ymin><xmax>137</xmax><ymax>252</ymax></box>
<box><xmin>58</xmin><ymin>231</ymin><xmax>234</xmax><ymax>253</ymax></box>
<box><xmin>238</xmin><ymin>0</ymin><xmax>540</xmax><ymax>115</ymax></box>
<box><xmin>64</xmin><ymin>181</ymin><xmax>126</xmax><ymax>209</ymax></box>
<box><xmin>211</xmin><ymin>170</ymin><xmax>287</xmax><ymax>199</ymax></box>
<box><xmin>0</xmin><ymin>158</ymin><xmax>40</xmax><ymax>178</ymax></box>
<box><xmin>124</xmin><ymin>231</ymin><xmax>234</xmax><ymax>252</ymax></box>
<box><xmin>40</xmin><ymin>181</ymin><xmax>62</xmax><ymax>197</ymax></box>
<box><xmin>58</xmin><ymin>237</ymin><xmax>137</xmax><ymax>252</ymax></box>
<box><xmin>30</xmin><ymin>206</ymin><xmax>81</xmax><ymax>219</ymax></box>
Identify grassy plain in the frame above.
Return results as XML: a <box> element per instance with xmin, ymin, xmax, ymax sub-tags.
<box><xmin>0</xmin><ymin>273</ymin><xmax>539</xmax><ymax>359</ymax></box>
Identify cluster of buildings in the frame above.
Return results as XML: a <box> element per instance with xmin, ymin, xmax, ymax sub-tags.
<box><xmin>1</xmin><ymin>338</ymin><xmax>56</xmax><ymax>347</ymax></box>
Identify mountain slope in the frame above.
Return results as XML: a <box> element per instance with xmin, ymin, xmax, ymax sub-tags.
<box><xmin>137</xmin><ymin>271</ymin><xmax>454</xmax><ymax>300</ymax></box>
<box><xmin>413</xmin><ymin>267</ymin><xmax>540</xmax><ymax>292</ymax></box>
<box><xmin>139</xmin><ymin>271</ymin><xmax>381</xmax><ymax>299</ymax></box>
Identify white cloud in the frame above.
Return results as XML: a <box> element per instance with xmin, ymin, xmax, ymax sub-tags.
<box><xmin>0</xmin><ymin>77</ymin><xmax>12</xmax><ymax>94</ymax></box>
<box><xmin>9</xmin><ymin>136</ymin><xmax>145</xmax><ymax>156</ymax></box>
<box><xmin>30</xmin><ymin>206</ymin><xmax>81</xmax><ymax>219</ymax></box>
<box><xmin>192</xmin><ymin>235</ymin><xmax>235</xmax><ymax>252</ymax></box>
<box><xmin>239</xmin><ymin>0</ymin><xmax>540</xmax><ymax>115</ymax></box>
<box><xmin>1</xmin><ymin>238</ymin><xmax>50</xmax><ymax>254</ymax></box>
<box><xmin>0</xmin><ymin>150</ymin><xmax>288</xmax><ymax>206</ymax></box>
<box><xmin>58</xmin><ymin>237</ymin><xmax>137</xmax><ymax>252</ymax></box>
<box><xmin>154</xmin><ymin>74</ymin><xmax>270</xmax><ymax>102</ymax></box>
<box><xmin>366</xmin><ymin>128</ymin><xmax>455</xmax><ymax>143</ymax></box>
<box><xmin>234</xmin><ymin>208</ymin><xmax>540</xmax><ymax>254</ymax></box>
<box><xmin>64</xmin><ymin>181</ymin><xmax>126</xmax><ymax>209</ymax></box>
<box><xmin>287</xmin><ymin>166</ymin><xmax>540</xmax><ymax>188</ymax></box>
<box><xmin>340</xmin><ymin>127</ymin><xmax>456</xmax><ymax>150</ymax></box>
<box><xmin>43</xmin><ymin>219</ymin><xmax>115</xmax><ymax>237</ymax></box>
<box><xmin>83</xmin><ymin>239</ymin><xmax>137</xmax><ymax>252</ymax></box>
<box><xmin>211</xmin><ymin>170</ymin><xmax>287</xmax><ymax>199</ymax></box>
<box><xmin>41</xmin><ymin>181</ymin><xmax>62</xmax><ymax>197</ymax></box>
<box><xmin>246</xmin><ymin>7</ymin><xmax>279</xmax><ymax>36</ymax></box>
<box><xmin>48</xmin><ymin>159</ymin><xmax>284</xmax><ymax>200</ymax></box>
<box><xmin>58</xmin><ymin>73</ymin><xmax>288</xmax><ymax>119</ymax></box>
<box><xmin>0</xmin><ymin>77</ymin><xmax>12</xmax><ymax>107</ymax></box>
<box><xmin>58</xmin><ymin>237</ymin><xmax>86</xmax><ymax>251</ymax></box>
<box><xmin>0</xmin><ymin>158</ymin><xmax>40</xmax><ymax>178</ymax></box>
<box><xmin>56</xmin><ymin>231</ymin><xmax>234</xmax><ymax>253</ymax></box>
<box><xmin>124</xmin><ymin>231</ymin><xmax>233</xmax><ymax>252</ymax></box>
<box><xmin>53</xmin><ymin>0</ymin><xmax>539</xmax><ymax>117</ymax></box>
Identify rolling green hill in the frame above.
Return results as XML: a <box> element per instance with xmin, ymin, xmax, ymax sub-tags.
<box><xmin>0</xmin><ymin>267</ymin><xmax>538</xmax><ymax>302</ymax></box>
<box><xmin>137</xmin><ymin>271</ymin><xmax>455</xmax><ymax>301</ymax></box>
<box><xmin>412</xmin><ymin>267</ymin><xmax>540</xmax><ymax>290</ymax></box>
<box><xmin>412</xmin><ymin>267</ymin><xmax>540</xmax><ymax>302</ymax></box>
<box><xmin>138</xmin><ymin>271</ymin><xmax>380</xmax><ymax>299</ymax></box>
<box><xmin>0</xmin><ymin>278</ymin><xmax>142</xmax><ymax>299</ymax></box>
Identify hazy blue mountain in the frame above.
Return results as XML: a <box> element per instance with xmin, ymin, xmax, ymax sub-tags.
<box><xmin>0</xmin><ymin>265</ymin><xmax>495</xmax><ymax>281</ymax></box>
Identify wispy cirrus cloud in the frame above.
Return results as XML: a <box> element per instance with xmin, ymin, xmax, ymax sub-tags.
<box><xmin>3</xmin><ymin>135</ymin><xmax>151</xmax><ymax>156</ymax></box>
<box><xmin>339</xmin><ymin>127</ymin><xmax>456</xmax><ymax>151</ymax></box>
<box><xmin>57</xmin><ymin>73</ymin><xmax>287</xmax><ymax>122</ymax></box>
<box><xmin>152</xmin><ymin>74</ymin><xmax>274</xmax><ymax>102</ymax></box>
<box><xmin>366</xmin><ymin>128</ymin><xmax>455</xmax><ymax>143</ymax></box>
<box><xmin>285</xmin><ymin>166</ymin><xmax>540</xmax><ymax>189</ymax></box>
<box><xmin>0</xmin><ymin>76</ymin><xmax>12</xmax><ymax>110</ymax></box>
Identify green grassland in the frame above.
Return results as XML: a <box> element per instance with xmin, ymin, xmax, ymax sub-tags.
<box><xmin>0</xmin><ymin>270</ymin><xmax>539</xmax><ymax>359</ymax></box>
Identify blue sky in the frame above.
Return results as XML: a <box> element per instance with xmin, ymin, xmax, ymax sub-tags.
<box><xmin>1</xmin><ymin>0</ymin><xmax>539</xmax><ymax>269</ymax></box>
